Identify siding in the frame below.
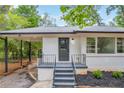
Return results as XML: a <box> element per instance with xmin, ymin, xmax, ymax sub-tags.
<box><xmin>42</xmin><ymin>33</ymin><xmax>124</xmax><ymax>70</ymax></box>
<box><xmin>80</xmin><ymin>33</ymin><xmax>124</xmax><ymax>69</ymax></box>
<box><xmin>43</xmin><ymin>36</ymin><xmax>81</xmax><ymax>62</ymax></box>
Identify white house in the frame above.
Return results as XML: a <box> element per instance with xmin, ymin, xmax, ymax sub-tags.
<box><xmin>1</xmin><ymin>26</ymin><xmax>124</xmax><ymax>87</ymax></box>
<box><xmin>39</xmin><ymin>26</ymin><xmax>124</xmax><ymax>69</ymax></box>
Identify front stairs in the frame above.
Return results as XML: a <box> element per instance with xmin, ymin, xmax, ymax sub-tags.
<box><xmin>53</xmin><ymin>63</ymin><xmax>76</xmax><ymax>88</ymax></box>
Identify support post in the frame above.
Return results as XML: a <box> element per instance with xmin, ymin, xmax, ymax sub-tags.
<box><xmin>29</xmin><ymin>42</ymin><xmax>32</xmax><ymax>63</ymax></box>
<box><xmin>83</xmin><ymin>54</ymin><xmax>86</xmax><ymax>65</ymax></box>
<box><xmin>20</xmin><ymin>40</ymin><xmax>22</xmax><ymax>66</ymax></box>
<box><xmin>4</xmin><ymin>37</ymin><xmax>8</xmax><ymax>73</ymax></box>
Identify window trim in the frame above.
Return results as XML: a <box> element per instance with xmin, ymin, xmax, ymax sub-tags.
<box><xmin>97</xmin><ymin>37</ymin><xmax>115</xmax><ymax>54</ymax></box>
<box><xmin>86</xmin><ymin>37</ymin><xmax>117</xmax><ymax>54</ymax></box>
<box><xmin>117</xmin><ymin>37</ymin><xmax>124</xmax><ymax>54</ymax></box>
<box><xmin>86</xmin><ymin>37</ymin><xmax>124</xmax><ymax>54</ymax></box>
<box><xmin>86</xmin><ymin>37</ymin><xmax>96</xmax><ymax>53</ymax></box>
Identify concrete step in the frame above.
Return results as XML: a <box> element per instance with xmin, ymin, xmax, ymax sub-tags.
<box><xmin>56</xmin><ymin>66</ymin><xmax>72</xmax><ymax>68</ymax></box>
<box><xmin>55</xmin><ymin>68</ymin><xmax>73</xmax><ymax>70</ymax></box>
<box><xmin>56</xmin><ymin>64</ymin><xmax>72</xmax><ymax>68</ymax></box>
<box><xmin>54</xmin><ymin>82</ymin><xmax>75</xmax><ymax>86</ymax></box>
<box><xmin>56</xmin><ymin>63</ymin><xmax>72</xmax><ymax>65</ymax></box>
<box><xmin>55</xmin><ymin>72</ymin><xmax>74</xmax><ymax>75</ymax></box>
<box><xmin>53</xmin><ymin>85</ymin><xmax>74</xmax><ymax>88</ymax></box>
<box><xmin>55</xmin><ymin>73</ymin><xmax>74</xmax><ymax>77</ymax></box>
<box><xmin>54</xmin><ymin>79</ymin><xmax>75</xmax><ymax>82</ymax></box>
<box><xmin>54</xmin><ymin>77</ymin><xmax>75</xmax><ymax>80</ymax></box>
<box><xmin>53</xmin><ymin>62</ymin><xmax>75</xmax><ymax>88</ymax></box>
<box><xmin>55</xmin><ymin>70</ymin><xmax>73</xmax><ymax>73</ymax></box>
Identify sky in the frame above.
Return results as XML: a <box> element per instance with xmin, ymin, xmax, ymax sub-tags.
<box><xmin>37</xmin><ymin>5</ymin><xmax>116</xmax><ymax>26</ymax></box>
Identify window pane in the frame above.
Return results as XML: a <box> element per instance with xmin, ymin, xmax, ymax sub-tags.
<box><xmin>97</xmin><ymin>37</ymin><xmax>115</xmax><ymax>53</ymax></box>
<box><xmin>117</xmin><ymin>38</ymin><xmax>124</xmax><ymax>53</ymax></box>
<box><xmin>87</xmin><ymin>38</ymin><xmax>95</xmax><ymax>53</ymax></box>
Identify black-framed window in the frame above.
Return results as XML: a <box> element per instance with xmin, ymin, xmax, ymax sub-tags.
<box><xmin>87</xmin><ymin>37</ymin><xmax>96</xmax><ymax>53</ymax></box>
<box><xmin>117</xmin><ymin>38</ymin><xmax>124</xmax><ymax>53</ymax></box>
<box><xmin>97</xmin><ymin>37</ymin><xmax>115</xmax><ymax>54</ymax></box>
<box><xmin>86</xmin><ymin>37</ymin><xmax>115</xmax><ymax>54</ymax></box>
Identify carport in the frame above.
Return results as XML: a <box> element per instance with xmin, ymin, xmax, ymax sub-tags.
<box><xmin>0</xmin><ymin>27</ymin><xmax>44</xmax><ymax>74</ymax></box>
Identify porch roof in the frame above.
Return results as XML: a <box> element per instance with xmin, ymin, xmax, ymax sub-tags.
<box><xmin>0</xmin><ymin>26</ymin><xmax>78</xmax><ymax>35</ymax></box>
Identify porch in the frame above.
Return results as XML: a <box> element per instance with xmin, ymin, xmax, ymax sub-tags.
<box><xmin>37</xmin><ymin>54</ymin><xmax>87</xmax><ymax>68</ymax></box>
<box><xmin>37</xmin><ymin>54</ymin><xmax>87</xmax><ymax>87</ymax></box>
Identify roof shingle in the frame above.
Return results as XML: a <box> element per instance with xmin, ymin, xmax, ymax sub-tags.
<box><xmin>0</xmin><ymin>26</ymin><xmax>124</xmax><ymax>35</ymax></box>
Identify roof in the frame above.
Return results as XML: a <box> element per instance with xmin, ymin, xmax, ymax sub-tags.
<box><xmin>0</xmin><ymin>27</ymin><xmax>78</xmax><ymax>35</ymax></box>
<box><xmin>76</xmin><ymin>26</ymin><xmax>124</xmax><ymax>33</ymax></box>
<box><xmin>0</xmin><ymin>26</ymin><xmax>124</xmax><ymax>35</ymax></box>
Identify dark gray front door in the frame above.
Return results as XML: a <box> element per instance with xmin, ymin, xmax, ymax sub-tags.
<box><xmin>59</xmin><ymin>38</ymin><xmax>69</xmax><ymax>61</ymax></box>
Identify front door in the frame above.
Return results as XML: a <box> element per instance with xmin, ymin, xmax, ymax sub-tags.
<box><xmin>59</xmin><ymin>38</ymin><xmax>69</xmax><ymax>61</ymax></box>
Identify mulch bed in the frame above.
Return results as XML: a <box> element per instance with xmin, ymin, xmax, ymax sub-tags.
<box><xmin>77</xmin><ymin>71</ymin><xmax>124</xmax><ymax>88</ymax></box>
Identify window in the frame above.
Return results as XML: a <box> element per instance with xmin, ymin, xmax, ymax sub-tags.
<box><xmin>97</xmin><ymin>37</ymin><xmax>115</xmax><ymax>53</ymax></box>
<box><xmin>117</xmin><ymin>38</ymin><xmax>124</xmax><ymax>53</ymax></box>
<box><xmin>87</xmin><ymin>37</ymin><xmax>96</xmax><ymax>53</ymax></box>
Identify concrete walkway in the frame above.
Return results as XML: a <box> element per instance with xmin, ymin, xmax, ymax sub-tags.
<box><xmin>0</xmin><ymin>68</ymin><xmax>35</xmax><ymax>88</ymax></box>
<box><xmin>30</xmin><ymin>80</ymin><xmax>52</xmax><ymax>88</ymax></box>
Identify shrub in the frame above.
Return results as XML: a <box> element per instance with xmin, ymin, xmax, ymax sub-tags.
<box><xmin>92</xmin><ymin>70</ymin><xmax>103</xmax><ymax>79</ymax></box>
<box><xmin>112</xmin><ymin>71</ymin><xmax>123</xmax><ymax>79</ymax></box>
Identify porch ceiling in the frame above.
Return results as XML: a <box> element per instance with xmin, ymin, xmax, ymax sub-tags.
<box><xmin>0</xmin><ymin>34</ymin><xmax>43</xmax><ymax>42</ymax></box>
<box><xmin>0</xmin><ymin>26</ymin><xmax>77</xmax><ymax>41</ymax></box>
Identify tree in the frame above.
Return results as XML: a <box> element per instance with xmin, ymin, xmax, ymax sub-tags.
<box><xmin>40</xmin><ymin>13</ymin><xmax>57</xmax><ymax>27</ymax></box>
<box><xmin>13</xmin><ymin>6</ymin><xmax>42</xmax><ymax>57</ymax></box>
<box><xmin>60</xmin><ymin>5</ymin><xmax>101</xmax><ymax>28</ymax></box>
<box><xmin>0</xmin><ymin>6</ymin><xmax>29</xmax><ymax>30</ymax></box>
<box><xmin>0</xmin><ymin>5</ymin><xmax>11</xmax><ymax>30</ymax></box>
<box><xmin>14</xmin><ymin>5</ymin><xmax>41</xmax><ymax>28</ymax></box>
<box><xmin>0</xmin><ymin>5</ymin><xmax>42</xmax><ymax>59</ymax></box>
<box><xmin>109</xmin><ymin>21</ymin><xmax>116</xmax><ymax>26</ymax></box>
<box><xmin>106</xmin><ymin>5</ymin><xmax>124</xmax><ymax>27</ymax></box>
<box><xmin>6</xmin><ymin>10</ymin><xmax>29</xmax><ymax>30</ymax></box>
<box><xmin>0</xmin><ymin>5</ymin><xmax>10</xmax><ymax>14</ymax></box>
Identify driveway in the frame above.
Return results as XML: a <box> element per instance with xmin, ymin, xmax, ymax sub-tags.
<box><xmin>0</xmin><ymin>67</ymin><xmax>36</xmax><ymax>88</ymax></box>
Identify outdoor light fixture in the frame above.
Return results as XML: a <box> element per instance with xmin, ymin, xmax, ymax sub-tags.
<box><xmin>71</xmin><ymin>38</ymin><xmax>75</xmax><ymax>44</ymax></box>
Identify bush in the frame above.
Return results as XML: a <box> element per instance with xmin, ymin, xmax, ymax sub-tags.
<box><xmin>112</xmin><ymin>71</ymin><xmax>123</xmax><ymax>79</ymax></box>
<box><xmin>92</xmin><ymin>70</ymin><xmax>103</xmax><ymax>79</ymax></box>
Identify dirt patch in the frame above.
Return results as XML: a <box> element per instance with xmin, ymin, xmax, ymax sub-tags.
<box><xmin>77</xmin><ymin>71</ymin><xmax>124</xmax><ymax>88</ymax></box>
<box><xmin>0</xmin><ymin>58</ymin><xmax>37</xmax><ymax>75</ymax></box>
<box><xmin>0</xmin><ymin>63</ymin><xmax>5</xmax><ymax>74</ymax></box>
<box><xmin>0</xmin><ymin>64</ymin><xmax>37</xmax><ymax>88</ymax></box>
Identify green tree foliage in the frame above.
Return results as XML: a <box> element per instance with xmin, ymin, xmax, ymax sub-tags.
<box><xmin>6</xmin><ymin>11</ymin><xmax>29</xmax><ymax>30</ymax></box>
<box><xmin>14</xmin><ymin>5</ymin><xmax>41</xmax><ymax>28</ymax></box>
<box><xmin>0</xmin><ymin>6</ymin><xmax>30</xmax><ymax>30</ymax></box>
<box><xmin>0</xmin><ymin>5</ymin><xmax>42</xmax><ymax>60</ymax></box>
<box><xmin>0</xmin><ymin>40</ymin><xmax>5</xmax><ymax>58</ymax></box>
<box><xmin>10</xmin><ymin>6</ymin><xmax>41</xmax><ymax>58</ymax></box>
<box><xmin>0</xmin><ymin>5</ymin><xmax>11</xmax><ymax>30</ymax></box>
<box><xmin>0</xmin><ymin>5</ymin><xmax>10</xmax><ymax>14</ymax></box>
<box><xmin>60</xmin><ymin>5</ymin><xmax>101</xmax><ymax>28</ymax></box>
<box><xmin>106</xmin><ymin>5</ymin><xmax>124</xmax><ymax>27</ymax></box>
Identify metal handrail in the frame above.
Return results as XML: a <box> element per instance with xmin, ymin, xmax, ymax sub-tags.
<box><xmin>52</xmin><ymin>55</ymin><xmax>56</xmax><ymax>87</ymax></box>
<box><xmin>71</xmin><ymin>56</ymin><xmax>77</xmax><ymax>87</ymax></box>
<box><xmin>38</xmin><ymin>54</ymin><xmax>56</xmax><ymax>65</ymax></box>
<box><xmin>71</xmin><ymin>54</ymin><xmax>86</xmax><ymax>65</ymax></box>
<box><xmin>71</xmin><ymin>54</ymin><xmax>86</xmax><ymax>87</ymax></box>
<box><xmin>83</xmin><ymin>54</ymin><xmax>86</xmax><ymax>66</ymax></box>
